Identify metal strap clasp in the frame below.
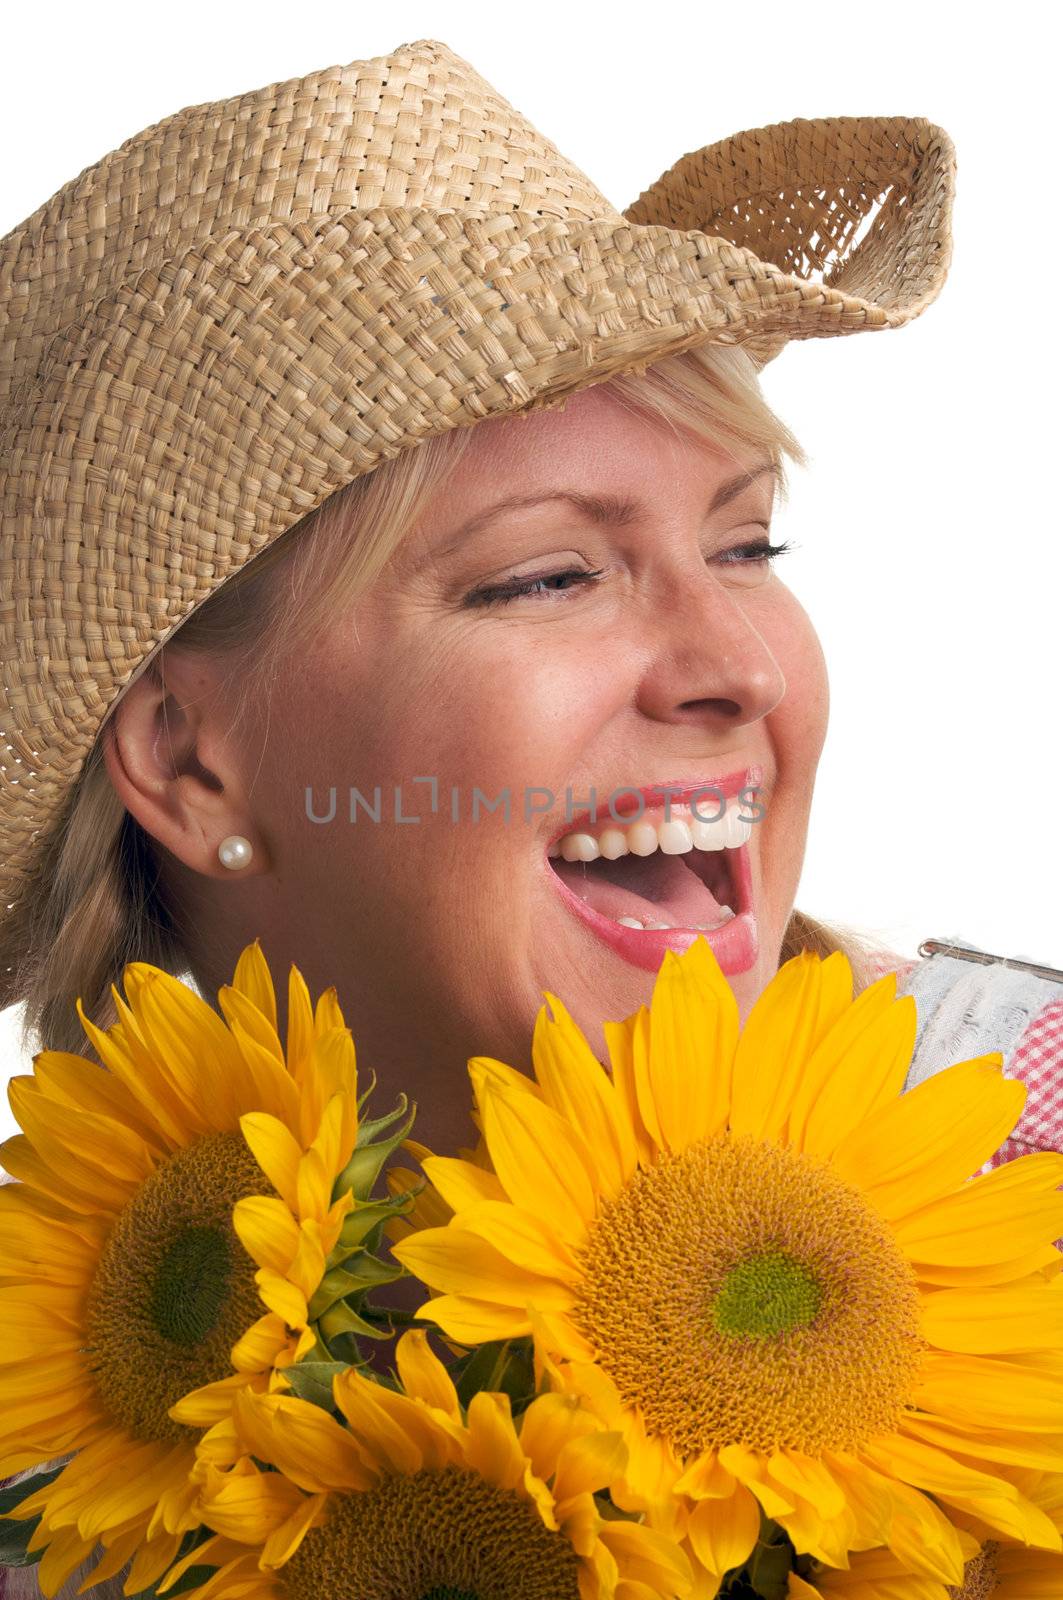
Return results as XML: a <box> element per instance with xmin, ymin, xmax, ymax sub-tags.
<box><xmin>918</xmin><ymin>938</ymin><xmax>1063</xmax><ymax>986</ymax></box>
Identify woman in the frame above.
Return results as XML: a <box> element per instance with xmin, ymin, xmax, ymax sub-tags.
<box><xmin>1</xmin><ymin>35</ymin><xmax>1058</xmax><ymax>1600</ymax></box>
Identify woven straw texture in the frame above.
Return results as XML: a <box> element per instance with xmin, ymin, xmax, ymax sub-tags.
<box><xmin>0</xmin><ymin>37</ymin><xmax>955</xmax><ymax>930</ymax></box>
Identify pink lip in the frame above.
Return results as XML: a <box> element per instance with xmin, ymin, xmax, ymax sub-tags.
<box><xmin>544</xmin><ymin>767</ymin><xmax>761</xmax><ymax>976</ymax></box>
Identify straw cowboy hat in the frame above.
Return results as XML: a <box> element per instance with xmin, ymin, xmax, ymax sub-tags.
<box><xmin>0</xmin><ymin>36</ymin><xmax>955</xmax><ymax>927</ymax></box>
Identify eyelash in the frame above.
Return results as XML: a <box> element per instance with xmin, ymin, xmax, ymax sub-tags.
<box><xmin>465</xmin><ymin>538</ymin><xmax>795</xmax><ymax>607</ymax></box>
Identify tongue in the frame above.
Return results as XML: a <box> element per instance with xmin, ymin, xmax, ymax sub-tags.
<box><xmin>551</xmin><ymin>850</ymin><xmax>728</xmax><ymax>927</ymax></box>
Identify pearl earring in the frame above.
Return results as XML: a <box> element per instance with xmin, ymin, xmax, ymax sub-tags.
<box><xmin>218</xmin><ymin>835</ymin><xmax>253</xmax><ymax>870</ymax></box>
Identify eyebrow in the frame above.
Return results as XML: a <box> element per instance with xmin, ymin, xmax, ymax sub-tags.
<box><xmin>438</xmin><ymin>460</ymin><xmax>780</xmax><ymax>554</ymax></box>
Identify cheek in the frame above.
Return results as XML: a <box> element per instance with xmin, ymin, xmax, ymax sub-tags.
<box><xmin>764</xmin><ymin>588</ymin><xmax>830</xmax><ymax>778</ymax></box>
<box><xmin>271</xmin><ymin>622</ymin><xmax>616</xmax><ymax>809</ymax></box>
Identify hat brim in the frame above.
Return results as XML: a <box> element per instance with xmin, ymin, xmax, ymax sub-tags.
<box><xmin>0</xmin><ymin>112</ymin><xmax>954</xmax><ymax>917</ymax></box>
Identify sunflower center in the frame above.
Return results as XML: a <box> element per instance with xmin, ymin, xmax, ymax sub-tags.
<box><xmin>572</xmin><ymin>1132</ymin><xmax>924</xmax><ymax>1457</ymax></box>
<box><xmin>86</xmin><ymin>1131</ymin><xmax>271</xmax><ymax>1443</ymax></box>
<box><xmin>948</xmin><ymin>1542</ymin><xmax>999</xmax><ymax>1599</ymax></box>
<box><xmin>714</xmin><ymin>1250</ymin><xmax>822</xmax><ymax>1338</ymax></box>
<box><xmin>150</xmin><ymin>1225</ymin><xmax>232</xmax><ymax>1346</ymax></box>
<box><xmin>280</xmin><ymin>1467</ymin><xmax>581</xmax><ymax>1600</ymax></box>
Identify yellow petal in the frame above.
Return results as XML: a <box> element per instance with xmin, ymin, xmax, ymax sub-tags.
<box><xmin>239</xmin><ymin>1113</ymin><xmax>302</xmax><ymax>1213</ymax></box>
<box><xmin>644</xmin><ymin>938</ymin><xmax>740</xmax><ymax>1153</ymax></box>
<box><xmin>126</xmin><ymin>1528</ymin><xmax>184</xmax><ymax>1593</ymax></box>
<box><xmin>829</xmin><ymin>1057</ymin><xmax>1025</xmax><ymax>1218</ymax></box>
<box><xmin>29</xmin><ymin>1051</ymin><xmax>160</xmax><ymax>1148</ymax></box>
<box><xmin>394</xmin><ymin>1329</ymin><xmax>462</xmax><ymax>1421</ymax></box>
<box><xmin>331</xmin><ymin>1371</ymin><xmax>429</xmax><ymax>1476</ymax></box>
<box><xmin>463</xmin><ymin>1390</ymin><xmax>527</xmax><ymax>1493</ymax></box>
<box><xmin>895</xmin><ymin>1151</ymin><xmax>1063</xmax><ymax>1264</ymax></box>
<box><xmin>468</xmin><ymin>1055</ymin><xmax>544</xmax><ymax>1109</ymax></box>
<box><xmin>911</xmin><ymin>1351</ymin><xmax>1063</xmax><ymax>1433</ymax></box>
<box><xmin>233</xmin><ymin>1387</ymin><xmax>371</xmax><ymax>1493</ymax></box>
<box><xmin>8</xmin><ymin>1078</ymin><xmax>153</xmax><ymax>1187</ymax></box>
<box><xmin>197</xmin><ymin>1464</ymin><xmax>305</xmax><ymax>1544</ymax></box>
<box><xmin>599</xmin><ymin>1518</ymin><xmax>694</xmax><ymax>1597</ymax></box>
<box><xmin>552</xmin><ymin>1428</ymin><xmax>627</xmax><ymax>1506</ymax></box>
<box><xmin>862</xmin><ymin>1432</ymin><xmax>1059</xmax><ymax>1549</ymax></box>
<box><xmin>261</xmin><ymin>1490</ymin><xmax>327</xmax><ymax>1569</ymax></box>
<box><xmin>78</xmin><ymin>992</ymin><xmax>194</xmax><ymax>1148</ymax></box>
<box><xmin>230</xmin><ymin>939</ymin><xmax>278</xmax><ymax>1035</ymax></box>
<box><xmin>233</xmin><ymin>1196</ymin><xmax>301</xmax><ymax>1275</ymax></box>
<box><xmin>392</xmin><ymin>1224</ymin><xmax>575</xmax><ymax>1310</ymax></box>
<box><xmin>227</xmin><ymin>1019</ymin><xmax>303</xmax><ymax>1130</ymax></box>
<box><xmin>827</xmin><ymin>1452</ymin><xmax>966</xmax><ymax>1584</ymax></box>
<box><xmin>789</xmin><ymin>982</ymin><xmax>915</xmax><ymax>1157</ymax></box>
<box><xmin>456</xmin><ymin>1199</ymin><xmax>583</xmax><ymax>1284</ymax></box>
<box><xmin>230</xmin><ymin>1314</ymin><xmax>291</xmax><ymax>1375</ymax></box>
<box><xmin>920</xmin><ymin>1282</ymin><xmax>1063</xmax><ymax>1353</ymax></box>
<box><xmin>533</xmin><ymin>993</ymin><xmax>634</xmax><ymax>1193</ymax></box>
<box><xmin>601</xmin><ymin>1012</ymin><xmax>656</xmax><ymax>1168</ymax></box>
<box><xmin>519</xmin><ymin>1392</ymin><xmax>598</xmax><ymax>1481</ymax></box>
<box><xmin>914</xmin><ymin>1242</ymin><xmax>1062</xmax><ymax>1288</ymax></box>
<box><xmin>716</xmin><ymin>1444</ymin><xmax>795</xmax><ymax>1519</ymax></box>
<box><xmin>131</xmin><ymin>967</ymin><xmax>247</xmax><ymax>1125</ymax></box>
<box><xmin>900</xmin><ymin>1410</ymin><xmax>1063</xmax><ymax>1472</ymax></box>
<box><xmin>730</xmin><ymin>951</ymin><xmax>850</xmax><ymax>1142</ymax></box>
<box><xmin>479</xmin><ymin>1081</ymin><xmax>598</xmax><ymax>1237</ymax></box>
<box><xmin>413</xmin><ymin>1292</ymin><xmax>533</xmax><ymax>1345</ymax></box>
<box><xmin>0</xmin><ymin>1206</ymin><xmax>99</xmax><ymax>1285</ymax></box>
<box><xmin>767</xmin><ymin>1453</ymin><xmax>856</xmax><ymax>1565</ymax></box>
<box><xmin>285</xmin><ymin>962</ymin><xmax>317</xmax><ymax>1083</ymax></box>
<box><xmin>254</xmin><ymin>1270</ymin><xmax>308</xmax><ymax>1328</ymax></box>
<box><xmin>685</xmin><ymin>1485</ymin><xmax>760</xmax><ymax>1580</ymax></box>
<box><xmin>421</xmin><ymin>1154</ymin><xmax>506</xmax><ymax>1212</ymax></box>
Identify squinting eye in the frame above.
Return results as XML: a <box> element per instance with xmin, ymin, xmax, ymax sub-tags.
<box><xmin>714</xmin><ymin>538</ymin><xmax>794</xmax><ymax>583</ymax></box>
<box><xmin>465</xmin><ymin>568</ymin><xmax>605</xmax><ymax>607</ymax></box>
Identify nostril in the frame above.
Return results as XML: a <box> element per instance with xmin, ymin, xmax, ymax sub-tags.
<box><xmin>680</xmin><ymin>697</ymin><xmax>744</xmax><ymax>719</ymax></box>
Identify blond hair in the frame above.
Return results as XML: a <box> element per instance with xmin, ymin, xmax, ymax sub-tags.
<box><xmin>1</xmin><ymin>342</ymin><xmax>882</xmax><ymax>1061</ymax></box>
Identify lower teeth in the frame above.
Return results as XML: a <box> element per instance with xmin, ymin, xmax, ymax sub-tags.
<box><xmin>614</xmin><ymin>908</ymin><xmax>735</xmax><ymax>931</ymax></box>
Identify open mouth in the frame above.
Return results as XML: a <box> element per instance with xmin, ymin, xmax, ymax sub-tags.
<box><xmin>548</xmin><ymin>837</ymin><xmax>741</xmax><ymax>930</ymax></box>
<box><xmin>542</xmin><ymin>782</ymin><xmax>760</xmax><ymax>976</ymax></box>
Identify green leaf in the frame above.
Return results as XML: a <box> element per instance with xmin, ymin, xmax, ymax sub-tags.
<box><xmin>721</xmin><ymin>1516</ymin><xmax>796</xmax><ymax>1600</ymax></box>
<box><xmin>284</xmin><ymin>1360</ymin><xmax>349</xmax><ymax>1412</ymax></box>
<box><xmin>334</xmin><ymin>1097</ymin><xmax>418</xmax><ymax>1202</ymax></box>
<box><xmin>0</xmin><ymin>1463</ymin><xmax>63</xmax><ymax>1519</ymax></box>
<box><xmin>333</xmin><ymin>1191</ymin><xmax>417</xmax><ymax>1256</ymax></box>
<box><xmin>0</xmin><ymin>1463</ymin><xmax>65</xmax><ymax>1569</ymax></box>
<box><xmin>356</xmin><ymin>1097</ymin><xmax>415</xmax><ymax>1146</ymax></box>
<box><xmin>308</xmin><ymin>1256</ymin><xmax>405</xmax><ymax>1320</ymax></box>
<box><xmin>452</xmin><ymin>1338</ymin><xmax>536</xmax><ymax>1412</ymax></box>
<box><xmin>318</xmin><ymin>1297</ymin><xmax>392</xmax><ymax>1345</ymax></box>
<box><xmin>0</xmin><ymin>1512</ymin><xmax>41</xmax><ymax>1569</ymax></box>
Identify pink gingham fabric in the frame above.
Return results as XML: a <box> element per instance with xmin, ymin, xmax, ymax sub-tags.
<box><xmin>868</xmin><ymin>943</ymin><xmax>1063</xmax><ymax>1168</ymax></box>
<box><xmin>989</xmin><ymin>995</ymin><xmax>1063</xmax><ymax>1167</ymax></box>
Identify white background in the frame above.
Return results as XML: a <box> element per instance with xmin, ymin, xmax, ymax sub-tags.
<box><xmin>1</xmin><ymin>1</ymin><xmax>1060</xmax><ymax>1132</ymax></box>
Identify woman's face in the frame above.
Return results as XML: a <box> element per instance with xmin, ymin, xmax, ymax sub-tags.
<box><xmin>119</xmin><ymin>385</ymin><xmax>829</xmax><ymax>1146</ymax></box>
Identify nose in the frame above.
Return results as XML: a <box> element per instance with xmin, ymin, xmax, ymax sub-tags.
<box><xmin>633</xmin><ymin>562</ymin><xmax>787</xmax><ymax>730</ymax></box>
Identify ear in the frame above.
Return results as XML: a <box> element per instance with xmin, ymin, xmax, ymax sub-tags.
<box><xmin>101</xmin><ymin>649</ymin><xmax>270</xmax><ymax>878</ymax></box>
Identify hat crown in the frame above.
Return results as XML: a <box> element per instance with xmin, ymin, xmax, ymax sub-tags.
<box><xmin>0</xmin><ymin>39</ymin><xmax>616</xmax><ymax>395</ymax></box>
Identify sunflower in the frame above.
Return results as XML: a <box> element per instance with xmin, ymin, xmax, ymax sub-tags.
<box><xmin>161</xmin><ymin>1327</ymin><xmax>692</xmax><ymax>1599</ymax></box>
<box><xmin>392</xmin><ymin>939</ymin><xmax>1063</xmax><ymax>1594</ymax></box>
<box><xmin>790</xmin><ymin>1534</ymin><xmax>1063</xmax><ymax>1597</ymax></box>
<box><xmin>0</xmin><ymin>939</ymin><xmax>389</xmax><ymax>1595</ymax></box>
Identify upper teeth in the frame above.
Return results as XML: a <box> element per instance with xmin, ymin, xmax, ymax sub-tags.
<box><xmin>547</xmin><ymin>801</ymin><xmax>752</xmax><ymax>862</ymax></box>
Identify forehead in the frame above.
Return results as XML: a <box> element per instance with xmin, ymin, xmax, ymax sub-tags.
<box><xmin>433</xmin><ymin>384</ymin><xmax>772</xmax><ymax>517</ymax></box>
